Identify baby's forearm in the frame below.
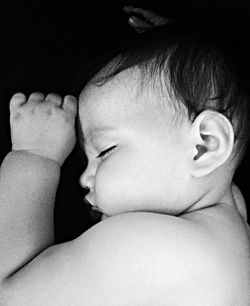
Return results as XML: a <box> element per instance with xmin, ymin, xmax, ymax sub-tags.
<box><xmin>0</xmin><ymin>151</ymin><xmax>60</xmax><ymax>282</ymax></box>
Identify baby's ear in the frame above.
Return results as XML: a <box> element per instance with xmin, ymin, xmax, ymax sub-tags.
<box><xmin>190</xmin><ymin>110</ymin><xmax>234</xmax><ymax>177</ymax></box>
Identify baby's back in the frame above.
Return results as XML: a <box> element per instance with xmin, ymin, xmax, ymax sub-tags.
<box><xmin>181</xmin><ymin>203</ymin><xmax>250</xmax><ymax>305</ymax></box>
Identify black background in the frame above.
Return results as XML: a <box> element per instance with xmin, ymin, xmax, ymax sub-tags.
<box><xmin>0</xmin><ymin>1</ymin><xmax>249</xmax><ymax>243</ymax></box>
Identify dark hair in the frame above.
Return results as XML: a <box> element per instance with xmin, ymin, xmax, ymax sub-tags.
<box><xmin>83</xmin><ymin>21</ymin><xmax>250</xmax><ymax>161</ymax></box>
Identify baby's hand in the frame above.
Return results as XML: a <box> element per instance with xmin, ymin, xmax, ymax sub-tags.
<box><xmin>123</xmin><ymin>6</ymin><xmax>171</xmax><ymax>33</ymax></box>
<box><xmin>10</xmin><ymin>92</ymin><xmax>77</xmax><ymax>166</ymax></box>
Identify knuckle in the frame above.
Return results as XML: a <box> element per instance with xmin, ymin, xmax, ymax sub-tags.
<box><xmin>11</xmin><ymin>112</ymin><xmax>22</xmax><ymax>121</ymax></box>
<box><xmin>29</xmin><ymin>92</ymin><xmax>45</xmax><ymax>100</ymax></box>
<box><xmin>14</xmin><ymin>113</ymin><xmax>22</xmax><ymax>120</ymax></box>
<box><xmin>11</xmin><ymin>92</ymin><xmax>24</xmax><ymax>100</ymax></box>
<box><xmin>10</xmin><ymin>93</ymin><xmax>26</xmax><ymax>108</ymax></box>
<box><xmin>43</xmin><ymin>103</ymin><xmax>57</xmax><ymax>115</ymax></box>
<box><xmin>65</xmin><ymin>95</ymin><xmax>77</xmax><ymax>103</ymax></box>
<box><xmin>46</xmin><ymin>108</ymin><xmax>53</xmax><ymax>116</ymax></box>
<box><xmin>65</xmin><ymin>115</ymin><xmax>74</xmax><ymax>123</ymax></box>
<box><xmin>64</xmin><ymin>95</ymin><xmax>77</xmax><ymax>110</ymax></box>
<box><xmin>45</xmin><ymin>93</ymin><xmax>62</xmax><ymax>107</ymax></box>
<box><xmin>62</xmin><ymin>111</ymin><xmax>74</xmax><ymax>123</ymax></box>
<box><xmin>30</xmin><ymin>106</ymin><xmax>36</xmax><ymax>114</ymax></box>
<box><xmin>46</xmin><ymin>93</ymin><xmax>62</xmax><ymax>100</ymax></box>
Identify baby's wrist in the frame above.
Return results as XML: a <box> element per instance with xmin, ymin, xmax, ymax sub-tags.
<box><xmin>9</xmin><ymin>150</ymin><xmax>62</xmax><ymax>168</ymax></box>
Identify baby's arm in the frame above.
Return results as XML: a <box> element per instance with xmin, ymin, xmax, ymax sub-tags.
<box><xmin>0</xmin><ymin>92</ymin><xmax>76</xmax><ymax>282</ymax></box>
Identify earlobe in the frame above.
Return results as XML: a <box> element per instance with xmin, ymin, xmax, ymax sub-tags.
<box><xmin>191</xmin><ymin>110</ymin><xmax>234</xmax><ymax>177</ymax></box>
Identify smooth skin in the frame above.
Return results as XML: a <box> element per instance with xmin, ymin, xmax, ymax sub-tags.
<box><xmin>0</xmin><ymin>81</ymin><xmax>249</xmax><ymax>305</ymax></box>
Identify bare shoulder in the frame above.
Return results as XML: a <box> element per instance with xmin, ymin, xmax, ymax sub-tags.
<box><xmin>79</xmin><ymin>210</ymin><xmax>250</xmax><ymax>304</ymax></box>
<box><xmin>182</xmin><ymin>204</ymin><xmax>250</xmax><ymax>305</ymax></box>
<box><xmin>3</xmin><ymin>212</ymin><xmax>249</xmax><ymax>305</ymax></box>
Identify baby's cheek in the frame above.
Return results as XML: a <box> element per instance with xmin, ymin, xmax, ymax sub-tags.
<box><xmin>95</xmin><ymin>162</ymin><xmax>132</xmax><ymax>215</ymax></box>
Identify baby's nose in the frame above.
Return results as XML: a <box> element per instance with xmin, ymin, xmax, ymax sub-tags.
<box><xmin>79</xmin><ymin>167</ymin><xmax>94</xmax><ymax>190</ymax></box>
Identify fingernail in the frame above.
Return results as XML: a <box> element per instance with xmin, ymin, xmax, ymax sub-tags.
<box><xmin>67</xmin><ymin>95</ymin><xmax>77</xmax><ymax>102</ymax></box>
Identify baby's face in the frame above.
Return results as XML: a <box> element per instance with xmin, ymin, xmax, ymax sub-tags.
<box><xmin>78</xmin><ymin>70</ymin><xmax>192</xmax><ymax>218</ymax></box>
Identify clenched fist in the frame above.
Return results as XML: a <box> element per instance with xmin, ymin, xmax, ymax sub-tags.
<box><xmin>10</xmin><ymin>92</ymin><xmax>77</xmax><ymax>166</ymax></box>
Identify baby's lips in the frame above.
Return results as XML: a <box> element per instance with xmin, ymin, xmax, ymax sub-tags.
<box><xmin>84</xmin><ymin>198</ymin><xmax>103</xmax><ymax>223</ymax></box>
<box><xmin>83</xmin><ymin>197</ymin><xmax>92</xmax><ymax>208</ymax></box>
<box><xmin>83</xmin><ymin>197</ymin><xmax>99</xmax><ymax>210</ymax></box>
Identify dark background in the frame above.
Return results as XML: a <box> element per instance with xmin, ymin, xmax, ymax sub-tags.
<box><xmin>0</xmin><ymin>1</ymin><xmax>249</xmax><ymax>243</ymax></box>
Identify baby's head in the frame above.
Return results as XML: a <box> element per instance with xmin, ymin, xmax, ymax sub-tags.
<box><xmin>77</xmin><ymin>23</ymin><xmax>250</xmax><ymax>218</ymax></box>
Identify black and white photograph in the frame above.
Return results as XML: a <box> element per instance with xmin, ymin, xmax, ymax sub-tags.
<box><xmin>0</xmin><ymin>1</ymin><xmax>249</xmax><ymax>304</ymax></box>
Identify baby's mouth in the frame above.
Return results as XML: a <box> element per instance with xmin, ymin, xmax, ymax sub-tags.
<box><xmin>84</xmin><ymin>197</ymin><xmax>100</xmax><ymax>211</ymax></box>
<box><xmin>84</xmin><ymin>198</ymin><xmax>103</xmax><ymax>223</ymax></box>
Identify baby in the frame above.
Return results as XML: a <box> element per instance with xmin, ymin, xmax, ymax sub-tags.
<box><xmin>0</xmin><ymin>23</ymin><xmax>250</xmax><ymax>305</ymax></box>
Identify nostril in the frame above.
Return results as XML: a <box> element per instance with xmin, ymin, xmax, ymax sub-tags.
<box><xmin>82</xmin><ymin>185</ymin><xmax>90</xmax><ymax>191</ymax></box>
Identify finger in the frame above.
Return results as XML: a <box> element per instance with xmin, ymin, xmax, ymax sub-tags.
<box><xmin>124</xmin><ymin>6</ymin><xmax>169</xmax><ymax>26</ymax></box>
<box><xmin>9</xmin><ymin>92</ymin><xmax>26</xmax><ymax>110</ymax></box>
<box><xmin>137</xmin><ymin>8</ymin><xmax>160</xmax><ymax>20</ymax></box>
<box><xmin>28</xmin><ymin>92</ymin><xmax>45</xmax><ymax>103</ymax></box>
<box><xmin>123</xmin><ymin>6</ymin><xmax>146</xmax><ymax>15</ymax></box>
<box><xmin>128</xmin><ymin>16</ymin><xmax>153</xmax><ymax>30</ymax></box>
<box><xmin>45</xmin><ymin>93</ymin><xmax>62</xmax><ymax>107</ymax></box>
<box><xmin>150</xmin><ymin>15</ymin><xmax>172</xmax><ymax>26</ymax></box>
<box><xmin>137</xmin><ymin>11</ymin><xmax>172</xmax><ymax>26</ymax></box>
<box><xmin>62</xmin><ymin>95</ymin><xmax>77</xmax><ymax>114</ymax></box>
<box><xmin>123</xmin><ymin>6</ymin><xmax>155</xmax><ymax>21</ymax></box>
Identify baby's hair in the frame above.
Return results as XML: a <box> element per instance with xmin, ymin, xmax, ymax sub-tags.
<box><xmin>81</xmin><ymin>21</ymin><xmax>250</xmax><ymax>163</ymax></box>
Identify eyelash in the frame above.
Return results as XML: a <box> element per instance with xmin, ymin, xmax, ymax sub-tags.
<box><xmin>97</xmin><ymin>146</ymin><xmax>116</xmax><ymax>160</ymax></box>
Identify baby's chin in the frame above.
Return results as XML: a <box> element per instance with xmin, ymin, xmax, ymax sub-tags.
<box><xmin>101</xmin><ymin>214</ymin><xmax>109</xmax><ymax>221</ymax></box>
<box><xmin>89</xmin><ymin>210</ymin><xmax>109</xmax><ymax>223</ymax></box>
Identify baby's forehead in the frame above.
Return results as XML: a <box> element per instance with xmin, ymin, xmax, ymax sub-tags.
<box><xmin>79</xmin><ymin>71</ymin><xmax>140</xmax><ymax>113</ymax></box>
<box><xmin>78</xmin><ymin>66</ymin><xmax>182</xmax><ymax>131</ymax></box>
<box><xmin>79</xmin><ymin>66</ymin><xmax>172</xmax><ymax>108</ymax></box>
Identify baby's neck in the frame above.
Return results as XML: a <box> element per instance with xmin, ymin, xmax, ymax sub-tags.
<box><xmin>231</xmin><ymin>183</ymin><xmax>248</xmax><ymax>221</ymax></box>
<box><xmin>181</xmin><ymin>182</ymin><xmax>247</xmax><ymax>222</ymax></box>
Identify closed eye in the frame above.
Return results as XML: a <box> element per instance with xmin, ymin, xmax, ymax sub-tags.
<box><xmin>97</xmin><ymin>146</ymin><xmax>116</xmax><ymax>160</ymax></box>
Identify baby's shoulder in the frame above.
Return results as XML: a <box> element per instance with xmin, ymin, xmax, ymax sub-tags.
<box><xmin>4</xmin><ymin>211</ymin><xmax>249</xmax><ymax>305</ymax></box>
<box><xmin>75</xmin><ymin>211</ymin><xmax>249</xmax><ymax>304</ymax></box>
<box><xmin>181</xmin><ymin>205</ymin><xmax>250</xmax><ymax>303</ymax></box>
